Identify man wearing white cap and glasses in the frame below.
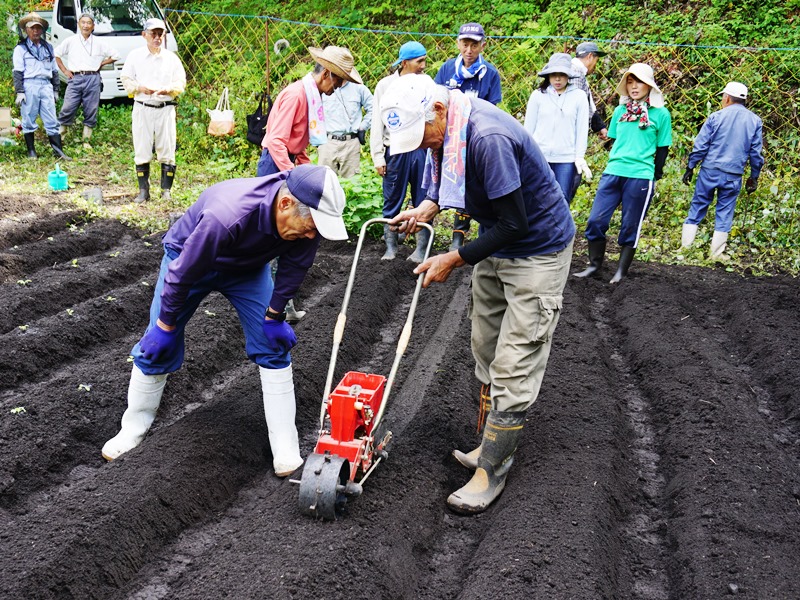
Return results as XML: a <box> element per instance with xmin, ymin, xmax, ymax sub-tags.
<box><xmin>681</xmin><ymin>81</ymin><xmax>764</xmax><ymax>257</ymax></box>
<box><xmin>121</xmin><ymin>18</ymin><xmax>186</xmax><ymax>203</ymax></box>
<box><xmin>381</xmin><ymin>74</ymin><xmax>574</xmax><ymax>515</ymax></box>
<box><xmin>101</xmin><ymin>165</ymin><xmax>348</xmax><ymax>480</ymax></box>
<box><xmin>55</xmin><ymin>12</ymin><xmax>120</xmax><ymax>144</ymax></box>
<box><xmin>13</xmin><ymin>12</ymin><xmax>71</xmax><ymax>160</ymax></box>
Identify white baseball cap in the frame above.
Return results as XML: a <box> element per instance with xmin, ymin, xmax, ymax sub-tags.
<box><xmin>721</xmin><ymin>81</ymin><xmax>747</xmax><ymax>99</ymax></box>
<box><xmin>380</xmin><ymin>74</ymin><xmax>438</xmax><ymax>155</ymax></box>
<box><xmin>286</xmin><ymin>165</ymin><xmax>348</xmax><ymax>241</ymax></box>
<box><xmin>144</xmin><ymin>18</ymin><xmax>167</xmax><ymax>31</ymax></box>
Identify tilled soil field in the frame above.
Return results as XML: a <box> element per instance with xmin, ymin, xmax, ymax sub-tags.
<box><xmin>1</xmin><ymin>192</ymin><xmax>799</xmax><ymax>599</ymax></box>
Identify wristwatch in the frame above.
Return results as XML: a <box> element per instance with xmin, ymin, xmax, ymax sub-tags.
<box><xmin>265</xmin><ymin>308</ymin><xmax>286</xmax><ymax>322</ymax></box>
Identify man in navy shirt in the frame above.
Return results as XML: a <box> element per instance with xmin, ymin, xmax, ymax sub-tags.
<box><xmin>434</xmin><ymin>22</ymin><xmax>502</xmax><ymax>252</ymax></box>
<box><xmin>681</xmin><ymin>81</ymin><xmax>764</xmax><ymax>257</ymax></box>
<box><xmin>102</xmin><ymin>165</ymin><xmax>348</xmax><ymax>478</ymax></box>
<box><xmin>381</xmin><ymin>74</ymin><xmax>574</xmax><ymax>515</ymax></box>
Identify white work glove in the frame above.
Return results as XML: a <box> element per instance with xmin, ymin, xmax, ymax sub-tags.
<box><xmin>15</xmin><ymin>93</ymin><xmax>26</xmax><ymax>106</ymax></box>
<box><xmin>575</xmin><ymin>158</ymin><xmax>593</xmax><ymax>181</ymax></box>
<box><xmin>53</xmin><ymin>91</ymin><xmax>59</xmax><ymax>104</ymax></box>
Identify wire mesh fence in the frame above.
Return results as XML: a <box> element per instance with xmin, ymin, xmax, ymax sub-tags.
<box><xmin>165</xmin><ymin>8</ymin><xmax>800</xmax><ymax>173</ymax></box>
<box><xmin>164</xmin><ymin>9</ymin><xmax>798</xmax><ymax>269</ymax></box>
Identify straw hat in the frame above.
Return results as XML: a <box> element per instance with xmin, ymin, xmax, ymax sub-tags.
<box><xmin>616</xmin><ymin>63</ymin><xmax>664</xmax><ymax>107</ymax></box>
<box><xmin>308</xmin><ymin>46</ymin><xmax>362</xmax><ymax>85</ymax></box>
<box><xmin>19</xmin><ymin>12</ymin><xmax>48</xmax><ymax>31</ymax></box>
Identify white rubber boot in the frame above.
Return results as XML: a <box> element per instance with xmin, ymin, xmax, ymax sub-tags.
<box><xmin>82</xmin><ymin>125</ymin><xmax>93</xmax><ymax>140</ymax></box>
<box><xmin>681</xmin><ymin>223</ymin><xmax>698</xmax><ymax>247</ymax></box>
<box><xmin>710</xmin><ymin>230</ymin><xmax>728</xmax><ymax>257</ymax></box>
<box><xmin>101</xmin><ymin>365</ymin><xmax>167</xmax><ymax>461</ymax></box>
<box><xmin>259</xmin><ymin>365</ymin><xmax>303</xmax><ymax>477</ymax></box>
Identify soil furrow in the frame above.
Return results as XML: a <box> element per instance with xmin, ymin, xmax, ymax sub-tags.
<box><xmin>1</xmin><ymin>192</ymin><xmax>799</xmax><ymax>599</ymax></box>
<box><xmin>0</xmin><ymin>218</ymin><xmax>139</xmax><ymax>282</ymax></box>
<box><xmin>0</xmin><ymin>235</ymin><xmax>162</xmax><ymax>333</ymax></box>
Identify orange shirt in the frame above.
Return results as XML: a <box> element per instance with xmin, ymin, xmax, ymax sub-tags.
<box><xmin>261</xmin><ymin>80</ymin><xmax>311</xmax><ymax>170</ymax></box>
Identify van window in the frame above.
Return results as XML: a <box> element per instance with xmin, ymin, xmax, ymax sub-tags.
<box><xmin>81</xmin><ymin>0</ymin><xmax>165</xmax><ymax>34</ymax></box>
<box><xmin>58</xmin><ymin>0</ymin><xmax>79</xmax><ymax>32</ymax></box>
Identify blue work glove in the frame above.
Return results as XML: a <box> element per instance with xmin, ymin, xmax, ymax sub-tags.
<box><xmin>262</xmin><ymin>319</ymin><xmax>297</xmax><ymax>354</ymax></box>
<box><xmin>138</xmin><ymin>325</ymin><xmax>180</xmax><ymax>362</ymax></box>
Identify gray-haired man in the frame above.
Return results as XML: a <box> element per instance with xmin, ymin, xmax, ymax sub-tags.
<box><xmin>56</xmin><ymin>13</ymin><xmax>120</xmax><ymax>143</ymax></box>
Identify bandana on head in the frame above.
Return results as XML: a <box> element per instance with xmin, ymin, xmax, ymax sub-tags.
<box><xmin>302</xmin><ymin>73</ymin><xmax>327</xmax><ymax>146</ymax></box>
<box><xmin>422</xmin><ymin>90</ymin><xmax>471</xmax><ymax>211</ymax></box>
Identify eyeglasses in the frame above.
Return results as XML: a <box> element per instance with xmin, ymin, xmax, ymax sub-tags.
<box><xmin>147</xmin><ymin>30</ymin><xmax>165</xmax><ymax>38</ymax></box>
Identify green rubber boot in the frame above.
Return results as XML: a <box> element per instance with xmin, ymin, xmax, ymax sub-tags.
<box><xmin>447</xmin><ymin>410</ymin><xmax>525</xmax><ymax>515</ymax></box>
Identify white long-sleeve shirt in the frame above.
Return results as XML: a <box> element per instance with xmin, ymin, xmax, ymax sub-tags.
<box><xmin>369</xmin><ymin>71</ymin><xmax>399</xmax><ymax>169</ymax></box>
<box><xmin>523</xmin><ymin>84</ymin><xmax>589</xmax><ymax>163</ymax></box>
<box><xmin>120</xmin><ymin>46</ymin><xmax>185</xmax><ymax>103</ymax></box>
<box><xmin>55</xmin><ymin>33</ymin><xmax>119</xmax><ymax>72</ymax></box>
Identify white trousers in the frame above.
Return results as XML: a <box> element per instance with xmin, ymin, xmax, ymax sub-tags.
<box><xmin>132</xmin><ymin>102</ymin><xmax>176</xmax><ymax>165</ymax></box>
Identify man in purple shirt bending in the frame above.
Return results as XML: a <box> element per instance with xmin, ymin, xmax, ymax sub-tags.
<box><xmin>102</xmin><ymin>164</ymin><xmax>348</xmax><ymax>478</ymax></box>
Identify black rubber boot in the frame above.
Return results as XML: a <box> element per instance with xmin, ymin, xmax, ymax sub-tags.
<box><xmin>407</xmin><ymin>226</ymin><xmax>431</xmax><ymax>263</ymax></box>
<box><xmin>24</xmin><ymin>132</ymin><xmax>38</xmax><ymax>159</ymax></box>
<box><xmin>573</xmin><ymin>239</ymin><xmax>606</xmax><ymax>278</ymax></box>
<box><xmin>47</xmin><ymin>134</ymin><xmax>71</xmax><ymax>161</ymax></box>
<box><xmin>449</xmin><ymin>211</ymin><xmax>471</xmax><ymax>251</ymax></box>
<box><xmin>382</xmin><ymin>224</ymin><xmax>398</xmax><ymax>261</ymax></box>
<box><xmin>135</xmin><ymin>163</ymin><xmax>150</xmax><ymax>203</ymax></box>
<box><xmin>160</xmin><ymin>163</ymin><xmax>176</xmax><ymax>201</ymax></box>
<box><xmin>447</xmin><ymin>410</ymin><xmax>526</xmax><ymax>515</ymax></box>
<box><xmin>610</xmin><ymin>246</ymin><xmax>636</xmax><ymax>284</ymax></box>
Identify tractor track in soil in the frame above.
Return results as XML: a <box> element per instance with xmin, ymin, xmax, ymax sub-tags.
<box><xmin>0</xmin><ymin>194</ymin><xmax>798</xmax><ymax>599</ymax></box>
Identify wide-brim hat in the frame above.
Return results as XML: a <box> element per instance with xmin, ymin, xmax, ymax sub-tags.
<box><xmin>538</xmin><ymin>52</ymin><xmax>575</xmax><ymax>78</ymax></box>
<box><xmin>19</xmin><ymin>12</ymin><xmax>48</xmax><ymax>31</ymax></box>
<box><xmin>616</xmin><ymin>62</ymin><xmax>664</xmax><ymax>107</ymax></box>
<box><xmin>308</xmin><ymin>46</ymin><xmax>363</xmax><ymax>85</ymax></box>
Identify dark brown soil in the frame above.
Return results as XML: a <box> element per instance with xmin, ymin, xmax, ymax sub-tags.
<box><xmin>1</xmin><ymin>191</ymin><xmax>798</xmax><ymax>599</ymax></box>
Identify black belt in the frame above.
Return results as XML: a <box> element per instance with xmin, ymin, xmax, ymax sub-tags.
<box><xmin>73</xmin><ymin>71</ymin><xmax>98</xmax><ymax>75</ymax></box>
<box><xmin>328</xmin><ymin>132</ymin><xmax>357</xmax><ymax>141</ymax></box>
<box><xmin>135</xmin><ymin>100</ymin><xmax>177</xmax><ymax>109</ymax></box>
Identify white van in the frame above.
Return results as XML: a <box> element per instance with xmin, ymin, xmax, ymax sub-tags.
<box><xmin>42</xmin><ymin>0</ymin><xmax>178</xmax><ymax>100</ymax></box>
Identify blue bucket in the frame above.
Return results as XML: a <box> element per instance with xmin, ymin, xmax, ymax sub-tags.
<box><xmin>48</xmin><ymin>163</ymin><xmax>69</xmax><ymax>192</ymax></box>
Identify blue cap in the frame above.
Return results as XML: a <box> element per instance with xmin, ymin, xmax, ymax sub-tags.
<box><xmin>392</xmin><ymin>41</ymin><xmax>427</xmax><ymax>67</ymax></box>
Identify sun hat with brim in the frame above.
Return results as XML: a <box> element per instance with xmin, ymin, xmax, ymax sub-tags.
<box><xmin>308</xmin><ymin>46</ymin><xmax>363</xmax><ymax>85</ymax></box>
<box><xmin>20</xmin><ymin>12</ymin><xmax>48</xmax><ymax>31</ymax></box>
<box><xmin>286</xmin><ymin>164</ymin><xmax>348</xmax><ymax>241</ymax></box>
<box><xmin>721</xmin><ymin>81</ymin><xmax>747</xmax><ymax>99</ymax></box>
<box><xmin>380</xmin><ymin>74</ymin><xmax>438</xmax><ymax>156</ymax></box>
<box><xmin>616</xmin><ymin>62</ymin><xmax>664</xmax><ymax>108</ymax></box>
<box><xmin>538</xmin><ymin>53</ymin><xmax>575</xmax><ymax>78</ymax></box>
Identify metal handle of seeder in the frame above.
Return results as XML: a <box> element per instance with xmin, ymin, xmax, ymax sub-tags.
<box><xmin>319</xmin><ymin>217</ymin><xmax>435</xmax><ymax>431</ymax></box>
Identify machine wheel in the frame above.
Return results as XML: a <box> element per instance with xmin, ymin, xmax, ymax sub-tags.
<box><xmin>298</xmin><ymin>453</ymin><xmax>351</xmax><ymax>520</ymax></box>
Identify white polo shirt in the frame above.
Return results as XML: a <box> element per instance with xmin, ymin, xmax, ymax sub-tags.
<box><xmin>120</xmin><ymin>46</ymin><xmax>186</xmax><ymax>103</ymax></box>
